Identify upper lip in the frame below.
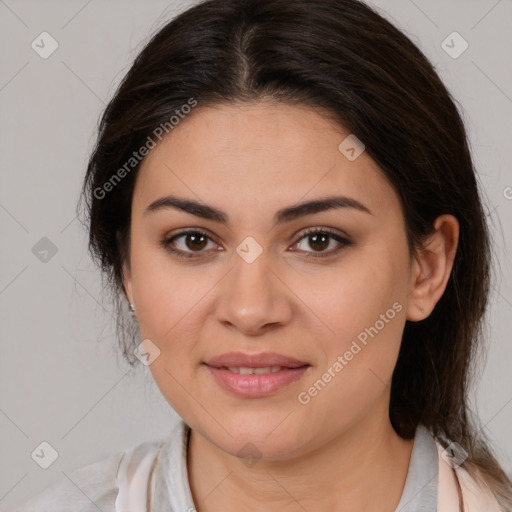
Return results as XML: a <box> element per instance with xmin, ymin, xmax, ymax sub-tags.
<box><xmin>204</xmin><ymin>352</ymin><xmax>309</xmax><ymax>369</ymax></box>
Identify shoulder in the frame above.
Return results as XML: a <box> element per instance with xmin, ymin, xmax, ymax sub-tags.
<box><xmin>435</xmin><ymin>440</ymin><xmax>503</xmax><ymax>512</ymax></box>
<box><xmin>9</xmin><ymin>440</ymin><xmax>163</xmax><ymax>512</ymax></box>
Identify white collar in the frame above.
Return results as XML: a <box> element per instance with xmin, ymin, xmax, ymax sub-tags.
<box><xmin>149</xmin><ymin>422</ymin><xmax>439</xmax><ymax>512</ymax></box>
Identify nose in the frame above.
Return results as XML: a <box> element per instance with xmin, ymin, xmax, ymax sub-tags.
<box><xmin>214</xmin><ymin>250</ymin><xmax>294</xmax><ymax>336</ymax></box>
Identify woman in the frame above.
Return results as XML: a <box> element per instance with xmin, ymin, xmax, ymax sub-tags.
<box><xmin>12</xmin><ymin>0</ymin><xmax>512</xmax><ymax>510</ymax></box>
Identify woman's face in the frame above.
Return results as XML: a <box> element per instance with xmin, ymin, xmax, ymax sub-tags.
<box><xmin>123</xmin><ymin>101</ymin><xmax>415</xmax><ymax>459</ymax></box>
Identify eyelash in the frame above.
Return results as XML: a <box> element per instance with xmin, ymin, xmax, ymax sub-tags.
<box><xmin>161</xmin><ymin>227</ymin><xmax>352</xmax><ymax>260</ymax></box>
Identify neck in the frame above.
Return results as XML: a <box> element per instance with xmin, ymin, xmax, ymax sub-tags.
<box><xmin>187</xmin><ymin>411</ymin><xmax>414</xmax><ymax>512</ymax></box>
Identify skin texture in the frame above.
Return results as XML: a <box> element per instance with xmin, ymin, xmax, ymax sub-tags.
<box><xmin>122</xmin><ymin>101</ymin><xmax>459</xmax><ymax>511</ymax></box>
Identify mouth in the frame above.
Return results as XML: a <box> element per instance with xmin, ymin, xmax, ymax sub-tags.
<box><xmin>203</xmin><ymin>352</ymin><xmax>311</xmax><ymax>398</ymax></box>
<box><xmin>222</xmin><ymin>366</ymin><xmax>285</xmax><ymax>374</ymax></box>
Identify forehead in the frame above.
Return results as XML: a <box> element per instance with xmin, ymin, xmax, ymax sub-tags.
<box><xmin>131</xmin><ymin>101</ymin><xmax>399</xmax><ymax>223</ymax></box>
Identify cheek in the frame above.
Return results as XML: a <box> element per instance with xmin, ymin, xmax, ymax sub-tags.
<box><xmin>311</xmin><ymin>253</ymin><xmax>407</xmax><ymax>353</ymax></box>
<box><xmin>130</xmin><ymin>243</ymin><xmax>209</xmax><ymax>338</ymax></box>
<box><xmin>129</xmin><ymin>248</ymin><xmax>215</xmax><ymax>401</ymax></box>
<box><xmin>297</xmin><ymin>293</ymin><xmax>405</xmax><ymax>438</ymax></box>
<box><xmin>300</xmin><ymin>244</ymin><xmax>408</xmax><ymax>407</ymax></box>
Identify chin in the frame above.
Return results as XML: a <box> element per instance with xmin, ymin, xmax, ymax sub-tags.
<box><xmin>194</xmin><ymin>415</ymin><xmax>309</xmax><ymax>460</ymax></box>
<box><xmin>227</xmin><ymin>435</ymin><xmax>305</xmax><ymax>463</ymax></box>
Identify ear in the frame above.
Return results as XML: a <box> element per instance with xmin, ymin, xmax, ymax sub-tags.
<box><xmin>406</xmin><ymin>214</ymin><xmax>459</xmax><ymax>322</ymax></box>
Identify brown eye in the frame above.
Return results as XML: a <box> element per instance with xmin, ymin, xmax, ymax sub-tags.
<box><xmin>182</xmin><ymin>232</ymin><xmax>209</xmax><ymax>251</ymax></box>
<box><xmin>306</xmin><ymin>232</ymin><xmax>330</xmax><ymax>252</ymax></box>
<box><xmin>163</xmin><ymin>229</ymin><xmax>219</xmax><ymax>258</ymax></box>
<box><xmin>292</xmin><ymin>228</ymin><xmax>352</xmax><ymax>258</ymax></box>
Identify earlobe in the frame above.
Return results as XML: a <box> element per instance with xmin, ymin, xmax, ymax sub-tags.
<box><xmin>405</xmin><ymin>214</ymin><xmax>459</xmax><ymax>322</ymax></box>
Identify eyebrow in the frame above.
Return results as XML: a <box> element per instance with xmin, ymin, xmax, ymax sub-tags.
<box><xmin>144</xmin><ymin>194</ymin><xmax>373</xmax><ymax>226</ymax></box>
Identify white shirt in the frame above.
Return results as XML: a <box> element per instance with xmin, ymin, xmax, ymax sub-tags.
<box><xmin>9</xmin><ymin>421</ymin><xmax>502</xmax><ymax>511</ymax></box>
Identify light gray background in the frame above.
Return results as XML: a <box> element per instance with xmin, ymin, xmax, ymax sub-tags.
<box><xmin>0</xmin><ymin>0</ymin><xmax>511</xmax><ymax>509</ymax></box>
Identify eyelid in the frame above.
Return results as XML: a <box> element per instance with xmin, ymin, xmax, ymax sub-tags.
<box><xmin>294</xmin><ymin>226</ymin><xmax>351</xmax><ymax>243</ymax></box>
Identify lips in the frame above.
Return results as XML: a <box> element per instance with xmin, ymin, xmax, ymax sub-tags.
<box><xmin>203</xmin><ymin>352</ymin><xmax>311</xmax><ymax>398</ymax></box>
<box><xmin>204</xmin><ymin>351</ymin><xmax>309</xmax><ymax>369</ymax></box>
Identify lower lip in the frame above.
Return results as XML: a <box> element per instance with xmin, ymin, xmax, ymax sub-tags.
<box><xmin>204</xmin><ymin>365</ymin><xmax>310</xmax><ymax>398</ymax></box>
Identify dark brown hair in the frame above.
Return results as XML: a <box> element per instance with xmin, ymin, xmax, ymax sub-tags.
<box><xmin>78</xmin><ymin>0</ymin><xmax>512</xmax><ymax>506</ymax></box>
